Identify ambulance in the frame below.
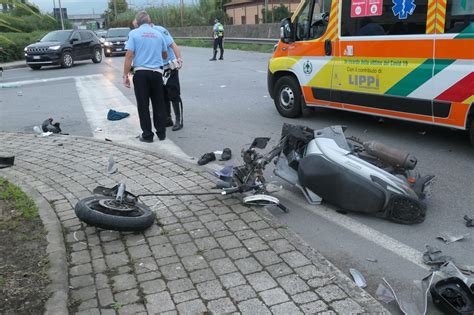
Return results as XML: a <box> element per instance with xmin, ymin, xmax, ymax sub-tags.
<box><xmin>267</xmin><ymin>0</ymin><xmax>474</xmax><ymax>144</ymax></box>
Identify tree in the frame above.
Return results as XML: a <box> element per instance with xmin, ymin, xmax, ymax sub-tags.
<box><xmin>262</xmin><ymin>4</ymin><xmax>290</xmax><ymax>23</ymax></box>
<box><xmin>108</xmin><ymin>0</ymin><xmax>128</xmax><ymax>18</ymax></box>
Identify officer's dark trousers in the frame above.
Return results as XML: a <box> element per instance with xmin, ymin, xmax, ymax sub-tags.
<box><xmin>133</xmin><ymin>70</ymin><xmax>166</xmax><ymax>140</ymax></box>
<box><xmin>164</xmin><ymin>69</ymin><xmax>183</xmax><ymax>124</ymax></box>
<box><xmin>213</xmin><ymin>36</ymin><xmax>224</xmax><ymax>58</ymax></box>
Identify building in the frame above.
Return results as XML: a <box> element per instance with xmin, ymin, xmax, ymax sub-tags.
<box><xmin>224</xmin><ymin>0</ymin><xmax>300</xmax><ymax>25</ymax></box>
<box><xmin>68</xmin><ymin>14</ymin><xmax>105</xmax><ymax>29</ymax></box>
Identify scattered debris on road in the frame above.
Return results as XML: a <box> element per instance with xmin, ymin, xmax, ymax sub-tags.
<box><xmin>107</xmin><ymin>109</ymin><xmax>130</xmax><ymax>121</ymax></box>
<box><xmin>366</xmin><ymin>258</ymin><xmax>378</xmax><ymax>263</ymax></box>
<box><xmin>198</xmin><ymin>152</ymin><xmax>215</xmax><ymax>165</ymax></box>
<box><xmin>436</xmin><ymin>232</ymin><xmax>469</xmax><ymax>244</ymax></box>
<box><xmin>349</xmin><ymin>268</ymin><xmax>367</xmax><ymax>288</ymax></box>
<box><xmin>422</xmin><ymin>245</ymin><xmax>453</xmax><ymax>266</ymax></box>
<box><xmin>42</xmin><ymin>118</ymin><xmax>61</xmax><ymax>133</ymax></box>
<box><xmin>107</xmin><ymin>156</ymin><xmax>118</xmax><ymax>174</ymax></box>
<box><xmin>94</xmin><ymin>127</ymin><xmax>103</xmax><ymax>132</ymax></box>
<box><xmin>375</xmin><ymin>283</ymin><xmax>395</xmax><ymax>303</ymax></box>
<box><xmin>0</xmin><ymin>156</ymin><xmax>14</xmax><ymax>169</ymax></box>
<box><xmin>464</xmin><ymin>215</ymin><xmax>474</xmax><ymax>227</ymax></box>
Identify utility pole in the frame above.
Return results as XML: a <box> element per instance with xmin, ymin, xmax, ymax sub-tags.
<box><xmin>58</xmin><ymin>0</ymin><xmax>65</xmax><ymax>30</ymax></box>
<box><xmin>113</xmin><ymin>0</ymin><xmax>117</xmax><ymax>19</ymax></box>
<box><xmin>162</xmin><ymin>0</ymin><xmax>165</xmax><ymax>26</ymax></box>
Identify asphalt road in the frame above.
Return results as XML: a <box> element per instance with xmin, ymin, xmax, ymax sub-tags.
<box><xmin>1</xmin><ymin>47</ymin><xmax>473</xmax><ymax>314</ymax></box>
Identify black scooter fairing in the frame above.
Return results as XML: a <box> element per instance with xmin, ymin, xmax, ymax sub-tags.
<box><xmin>297</xmin><ymin>154</ymin><xmax>386</xmax><ymax>214</ymax></box>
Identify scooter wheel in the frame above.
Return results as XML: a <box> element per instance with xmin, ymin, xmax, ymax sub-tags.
<box><xmin>386</xmin><ymin>195</ymin><xmax>426</xmax><ymax>225</ymax></box>
<box><xmin>75</xmin><ymin>196</ymin><xmax>155</xmax><ymax>231</ymax></box>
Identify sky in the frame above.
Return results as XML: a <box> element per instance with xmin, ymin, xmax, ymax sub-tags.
<box><xmin>30</xmin><ymin>0</ymin><xmax>164</xmax><ymax>15</ymax></box>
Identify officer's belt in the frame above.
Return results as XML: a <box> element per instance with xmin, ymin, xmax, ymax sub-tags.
<box><xmin>134</xmin><ymin>66</ymin><xmax>163</xmax><ymax>74</ymax></box>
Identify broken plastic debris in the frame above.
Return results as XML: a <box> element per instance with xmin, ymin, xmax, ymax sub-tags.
<box><xmin>220</xmin><ymin>85</ymin><xmax>226</xmax><ymax>88</ymax></box>
<box><xmin>33</xmin><ymin>126</ymin><xmax>42</xmax><ymax>135</ymax></box>
<box><xmin>376</xmin><ymin>283</ymin><xmax>395</xmax><ymax>303</ymax></box>
<box><xmin>383</xmin><ymin>274</ymin><xmax>435</xmax><ymax>315</ymax></box>
<box><xmin>465</xmin><ymin>215</ymin><xmax>474</xmax><ymax>227</ymax></box>
<box><xmin>349</xmin><ymin>268</ymin><xmax>367</xmax><ymax>288</ymax></box>
<box><xmin>436</xmin><ymin>232</ymin><xmax>469</xmax><ymax>244</ymax></box>
<box><xmin>95</xmin><ymin>127</ymin><xmax>103</xmax><ymax>132</ymax></box>
<box><xmin>17</xmin><ymin>91</ymin><xmax>23</xmax><ymax>96</ymax></box>
<box><xmin>107</xmin><ymin>156</ymin><xmax>118</xmax><ymax>174</ymax></box>
<box><xmin>366</xmin><ymin>258</ymin><xmax>378</xmax><ymax>263</ymax></box>
<box><xmin>422</xmin><ymin>245</ymin><xmax>453</xmax><ymax>266</ymax></box>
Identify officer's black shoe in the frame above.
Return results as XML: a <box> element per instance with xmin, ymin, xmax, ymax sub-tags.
<box><xmin>166</xmin><ymin>118</ymin><xmax>174</xmax><ymax>127</ymax></box>
<box><xmin>139</xmin><ymin>136</ymin><xmax>153</xmax><ymax>143</ymax></box>
<box><xmin>172</xmin><ymin>122</ymin><xmax>183</xmax><ymax>131</ymax></box>
<box><xmin>219</xmin><ymin>56</ymin><xmax>224</xmax><ymax>60</ymax></box>
<box><xmin>209</xmin><ymin>58</ymin><xmax>217</xmax><ymax>61</ymax></box>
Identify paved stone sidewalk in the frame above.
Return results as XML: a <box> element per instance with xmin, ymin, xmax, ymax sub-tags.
<box><xmin>0</xmin><ymin>133</ymin><xmax>389</xmax><ymax>314</ymax></box>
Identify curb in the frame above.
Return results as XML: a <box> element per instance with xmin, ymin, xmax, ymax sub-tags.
<box><xmin>1</xmin><ymin>172</ymin><xmax>69</xmax><ymax>315</ymax></box>
<box><xmin>1</xmin><ymin>62</ymin><xmax>27</xmax><ymax>70</ymax></box>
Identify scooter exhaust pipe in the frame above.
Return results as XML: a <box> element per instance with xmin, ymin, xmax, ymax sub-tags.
<box><xmin>363</xmin><ymin>141</ymin><xmax>417</xmax><ymax>170</ymax></box>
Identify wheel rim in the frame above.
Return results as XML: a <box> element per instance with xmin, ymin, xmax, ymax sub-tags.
<box><xmin>95</xmin><ymin>50</ymin><xmax>102</xmax><ymax>61</ymax></box>
<box><xmin>64</xmin><ymin>53</ymin><xmax>72</xmax><ymax>67</ymax></box>
<box><xmin>279</xmin><ymin>86</ymin><xmax>295</xmax><ymax>109</ymax></box>
<box><xmin>87</xmin><ymin>198</ymin><xmax>145</xmax><ymax>217</ymax></box>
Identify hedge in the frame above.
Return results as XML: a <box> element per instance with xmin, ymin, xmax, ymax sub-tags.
<box><xmin>0</xmin><ymin>31</ymin><xmax>47</xmax><ymax>63</ymax></box>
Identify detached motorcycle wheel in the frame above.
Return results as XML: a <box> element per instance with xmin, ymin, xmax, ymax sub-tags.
<box><xmin>274</xmin><ymin>76</ymin><xmax>303</xmax><ymax>118</ymax></box>
<box><xmin>75</xmin><ymin>196</ymin><xmax>155</xmax><ymax>231</ymax></box>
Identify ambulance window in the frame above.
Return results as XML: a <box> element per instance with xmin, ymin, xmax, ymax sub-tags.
<box><xmin>341</xmin><ymin>0</ymin><xmax>429</xmax><ymax>36</ymax></box>
<box><xmin>309</xmin><ymin>0</ymin><xmax>332</xmax><ymax>39</ymax></box>
<box><xmin>295</xmin><ymin>1</ymin><xmax>311</xmax><ymax>40</ymax></box>
<box><xmin>445</xmin><ymin>0</ymin><xmax>474</xmax><ymax>33</ymax></box>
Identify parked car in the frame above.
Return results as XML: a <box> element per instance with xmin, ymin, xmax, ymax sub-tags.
<box><xmin>24</xmin><ymin>30</ymin><xmax>102</xmax><ymax>70</ymax></box>
<box><xmin>103</xmin><ymin>27</ymin><xmax>130</xmax><ymax>57</ymax></box>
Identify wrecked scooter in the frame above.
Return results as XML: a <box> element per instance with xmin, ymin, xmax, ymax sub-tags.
<box><xmin>223</xmin><ymin>124</ymin><xmax>434</xmax><ymax>225</ymax></box>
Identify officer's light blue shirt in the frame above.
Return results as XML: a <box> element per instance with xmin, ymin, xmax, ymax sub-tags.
<box><xmin>125</xmin><ymin>24</ymin><xmax>167</xmax><ymax>69</ymax></box>
<box><xmin>153</xmin><ymin>25</ymin><xmax>176</xmax><ymax>63</ymax></box>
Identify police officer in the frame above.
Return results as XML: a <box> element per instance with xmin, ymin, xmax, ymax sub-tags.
<box><xmin>209</xmin><ymin>18</ymin><xmax>224</xmax><ymax>61</ymax></box>
<box><xmin>153</xmin><ymin>24</ymin><xmax>184</xmax><ymax>131</ymax></box>
<box><xmin>123</xmin><ymin>11</ymin><xmax>168</xmax><ymax>142</ymax></box>
<box><xmin>132</xmin><ymin>19</ymin><xmax>184</xmax><ymax>131</ymax></box>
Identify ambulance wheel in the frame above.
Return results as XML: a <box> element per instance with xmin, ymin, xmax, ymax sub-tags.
<box><xmin>274</xmin><ymin>76</ymin><xmax>302</xmax><ymax>118</ymax></box>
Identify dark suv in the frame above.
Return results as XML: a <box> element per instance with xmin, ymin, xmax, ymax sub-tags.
<box><xmin>24</xmin><ymin>30</ymin><xmax>102</xmax><ymax>70</ymax></box>
<box><xmin>103</xmin><ymin>27</ymin><xmax>130</xmax><ymax>57</ymax></box>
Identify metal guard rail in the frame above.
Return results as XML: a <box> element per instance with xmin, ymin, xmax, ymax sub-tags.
<box><xmin>174</xmin><ymin>36</ymin><xmax>278</xmax><ymax>45</ymax></box>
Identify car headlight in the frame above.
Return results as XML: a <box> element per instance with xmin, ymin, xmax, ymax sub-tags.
<box><xmin>104</xmin><ymin>41</ymin><xmax>112</xmax><ymax>46</ymax></box>
<box><xmin>49</xmin><ymin>45</ymin><xmax>61</xmax><ymax>50</ymax></box>
<box><xmin>24</xmin><ymin>47</ymin><xmax>28</xmax><ymax>52</ymax></box>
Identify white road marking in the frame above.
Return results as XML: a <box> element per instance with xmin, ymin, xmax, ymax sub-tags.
<box><xmin>75</xmin><ymin>74</ymin><xmax>191</xmax><ymax>161</ymax></box>
<box><xmin>0</xmin><ymin>74</ymin><xmax>103</xmax><ymax>88</ymax></box>
<box><xmin>275</xmin><ymin>189</ymin><xmax>429</xmax><ymax>270</ymax></box>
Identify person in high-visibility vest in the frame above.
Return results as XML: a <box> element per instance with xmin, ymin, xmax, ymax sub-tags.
<box><xmin>210</xmin><ymin>18</ymin><xmax>224</xmax><ymax>61</ymax></box>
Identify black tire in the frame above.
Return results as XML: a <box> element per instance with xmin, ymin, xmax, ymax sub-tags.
<box><xmin>274</xmin><ymin>76</ymin><xmax>303</xmax><ymax>118</ymax></box>
<box><xmin>75</xmin><ymin>196</ymin><xmax>155</xmax><ymax>231</ymax></box>
<box><xmin>60</xmin><ymin>51</ymin><xmax>74</xmax><ymax>68</ymax></box>
<box><xmin>29</xmin><ymin>65</ymin><xmax>41</xmax><ymax>70</ymax></box>
<box><xmin>92</xmin><ymin>48</ymin><xmax>102</xmax><ymax>63</ymax></box>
